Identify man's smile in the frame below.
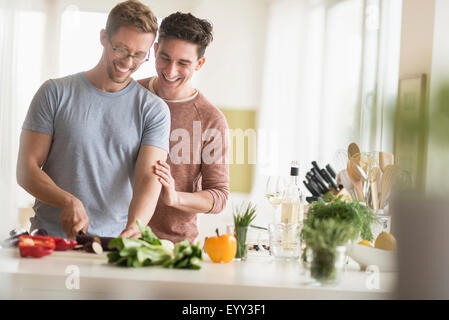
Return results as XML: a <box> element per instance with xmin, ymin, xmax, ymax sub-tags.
<box><xmin>163</xmin><ymin>73</ymin><xmax>180</xmax><ymax>82</ymax></box>
<box><xmin>114</xmin><ymin>62</ymin><xmax>134</xmax><ymax>75</ymax></box>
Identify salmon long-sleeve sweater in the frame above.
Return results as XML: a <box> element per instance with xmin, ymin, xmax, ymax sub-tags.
<box><xmin>137</xmin><ymin>77</ymin><xmax>230</xmax><ymax>243</ymax></box>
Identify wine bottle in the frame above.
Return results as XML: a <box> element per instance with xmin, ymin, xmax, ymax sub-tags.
<box><xmin>280</xmin><ymin>161</ymin><xmax>304</xmax><ymax>250</ymax></box>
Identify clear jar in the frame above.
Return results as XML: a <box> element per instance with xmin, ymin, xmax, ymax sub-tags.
<box><xmin>234</xmin><ymin>226</ymin><xmax>249</xmax><ymax>261</ymax></box>
<box><xmin>371</xmin><ymin>209</ymin><xmax>391</xmax><ymax>240</ymax></box>
<box><xmin>269</xmin><ymin>222</ymin><xmax>301</xmax><ymax>260</ymax></box>
<box><xmin>310</xmin><ymin>245</ymin><xmax>346</xmax><ymax>285</ymax></box>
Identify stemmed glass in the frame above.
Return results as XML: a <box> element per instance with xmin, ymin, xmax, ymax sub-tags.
<box><xmin>265</xmin><ymin>176</ymin><xmax>286</xmax><ymax>224</ymax></box>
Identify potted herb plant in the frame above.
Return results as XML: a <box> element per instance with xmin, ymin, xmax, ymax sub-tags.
<box><xmin>303</xmin><ymin>195</ymin><xmax>379</xmax><ymax>243</ymax></box>
<box><xmin>233</xmin><ymin>201</ymin><xmax>257</xmax><ymax>260</ymax></box>
<box><xmin>300</xmin><ymin>196</ymin><xmax>379</xmax><ymax>283</ymax></box>
<box><xmin>301</xmin><ymin>219</ymin><xmax>354</xmax><ymax>284</ymax></box>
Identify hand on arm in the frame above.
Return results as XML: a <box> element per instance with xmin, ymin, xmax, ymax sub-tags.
<box><xmin>16</xmin><ymin>130</ymin><xmax>89</xmax><ymax>238</ymax></box>
<box><xmin>120</xmin><ymin>145</ymin><xmax>167</xmax><ymax>238</ymax></box>
<box><xmin>154</xmin><ymin>160</ymin><xmax>214</xmax><ymax>214</ymax></box>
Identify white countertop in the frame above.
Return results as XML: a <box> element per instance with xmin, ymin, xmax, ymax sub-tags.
<box><xmin>0</xmin><ymin>248</ymin><xmax>397</xmax><ymax>299</ymax></box>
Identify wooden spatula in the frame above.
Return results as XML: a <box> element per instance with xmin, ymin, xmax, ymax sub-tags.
<box><xmin>347</xmin><ymin>160</ymin><xmax>364</xmax><ymax>201</ymax></box>
<box><xmin>379</xmin><ymin>165</ymin><xmax>400</xmax><ymax>209</ymax></box>
<box><xmin>369</xmin><ymin>167</ymin><xmax>381</xmax><ymax>210</ymax></box>
<box><xmin>348</xmin><ymin>143</ymin><xmax>361</xmax><ymax>164</ymax></box>
<box><xmin>379</xmin><ymin>152</ymin><xmax>394</xmax><ymax>172</ymax></box>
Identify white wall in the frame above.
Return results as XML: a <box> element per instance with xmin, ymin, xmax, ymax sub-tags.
<box><xmin>426</xmin><ymin>0</ymin><xmax>449</xmax><ymax>195</ymax></box>
<box><xmin>47</xmin><ymin>0</ymin><xmax>270</xmax><ymax>110</ymax></box>
<box><xmin>397</xmin><ymin>0</ymin><xmax>435</xmax><ymax>190</ymax></box>
<box><xmin>398</xmin><ymin>0</ymin><xmax>435</xmax><ymax>79</ymax></box>
<box><xmin>192</xmin><ymin>0</ymin><xmax>269</xmax><ymax>110</ymax></box>
<box><xmin>398</xmin><ymin>0</ymin><xmax>449</xmax><ymax>195</ymax></box>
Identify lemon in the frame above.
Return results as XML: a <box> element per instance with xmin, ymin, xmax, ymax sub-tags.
<box><xmin>358</xmin><ymin>240</ymin><xmax>373</xmax><ymax>247</ymax></box>
<box><xmin>374</xmin><ymin>232</ymin><xmax>397</xmax><ymax>251</ymax></box>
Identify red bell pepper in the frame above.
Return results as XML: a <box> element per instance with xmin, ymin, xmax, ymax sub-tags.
<box><xmin>52</xmin><ymin>237</ymin><xmax>77</xmax><ymax>251</ymax></box>
<box><xmin>18</xmin><ymin>235</ymin><xmax>56</xmax><ymax>258</ymax></box>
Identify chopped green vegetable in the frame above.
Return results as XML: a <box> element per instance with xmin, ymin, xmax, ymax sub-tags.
<box><xmin>163</xmin><ymin>240</ymin><xmax>203</xmax><ymax>270</ymax></box>
<box><xmin>136</xmin><ymin>219</ymin><xmax>161</xmax><ymax>245</ymax></box>
<box><xmin>107</xmin><ymin>221</ymin><xmax>202</xmax><ymax>269</ymax></box>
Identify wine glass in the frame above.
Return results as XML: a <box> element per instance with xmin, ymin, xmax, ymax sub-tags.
<box><xmin>265</xmin><ymin>176</ymin><xmax>286</xmax><ymax>223</ymax></box>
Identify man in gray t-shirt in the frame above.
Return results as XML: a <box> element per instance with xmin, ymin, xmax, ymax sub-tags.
<box><xmin>17</xmin><ymin>1</ymin><xmax>169</xmax><ymax>239</ymax></box>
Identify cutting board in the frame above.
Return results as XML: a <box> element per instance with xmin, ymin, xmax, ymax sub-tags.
<box><xmin>50</xmin><ymin>250</ymin><xmax>109</xmax><ymax>260</ymax></box>
<box><xmin>2</xmin><ymin>247</ymin><xmax>108</xmax><ymax>261</ymax></box>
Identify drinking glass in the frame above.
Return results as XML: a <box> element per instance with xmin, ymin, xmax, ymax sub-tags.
<box><xmin>234</xmin><ymin>226</ymin><xmax>249</xmax><ymax>260</ymax></box>
<box><xmin>371</xmin><ymin>209</ymin><xmax>391</xmax><ymax>241</ymax></box>
<box><xmin>310</xmin><ymin>245</ymin><xmax>346</xmax><ymax>285</ymax></box>
<box><xmin>265</xmin><ymin>176</ymin><xmax>286</xmax><ymax>223</ymax></box>
<box><xmin>268</xmin><ymin>222</ymin><xmax>301</xmax><ymax>260</ymax></box>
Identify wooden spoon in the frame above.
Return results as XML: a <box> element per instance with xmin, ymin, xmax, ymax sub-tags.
<box><xmin>348</xmin><ymin>143</ymin><xmax>361</xmax><ymax>165</ymax></box>
<box><xmin>379</xmin><ymin>152</ymin><xmax>394</xmax><ymax>172</ymax></box>
<box><xmin>379</xmin><ymin>165</ymin><xmax>400</xmax><ymax>209</ymax></box>
<box><xmin>347</xmin><ymin>160</ymin><xmax>364</xmax><ymax>201</ymax></box>
<box><xmin>369</xmin><ymin>167</ymin><xmax>381</xmax><ymax>210</ymax></box>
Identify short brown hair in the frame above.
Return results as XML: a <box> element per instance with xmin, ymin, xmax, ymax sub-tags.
<box><xmin>105</xmin><ymin>0</ymin><xmax>158</xmax><ymax>37</ymax></box>
<box><xmin>158</xmin><ymin>12</ymin><xmax>213</xmax><ymax>58</ymax></box>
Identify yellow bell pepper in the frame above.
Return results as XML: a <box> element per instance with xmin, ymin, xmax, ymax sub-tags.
<box><xmin>204</xmin><ymin>228</ymin><xmax>237</xmax><ymax>263</ymax></box>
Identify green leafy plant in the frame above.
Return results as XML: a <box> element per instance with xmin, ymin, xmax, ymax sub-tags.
<box><xmin>107</xmin><ymin>237</ymin><xmax>172</xmax><ymax>268</ymax></box>
<box><xmin>303</xmin><ymin>197</ymin><xmax>379</xmax><ymax>242</ymax></box>
<box><xmin>136</xmin><ymin>219</ymin><xmax>161</xmax><ymax>245</ymax></box>
<box><xmin>107</xmin><ymin>220</ymin><xmax>203</xmax><ymax>269</ymax></box>
<box><xmin>301</xmin><ymin>219</ymin><xmax>354</xmax><ymax>282</ymax></box>
<box><xmin>233</xmin><ymin>201</ymin><xmax>257</xmax><ymax>259</ymax></box>
<box><xmin>233</xmin><ymin>201</ymin><xmax>257</xmax><ymax>227</ymax></box>
<box><xmin>301</xmin><ymin>218</ymin><xmax>355</xmax><ymax>250</ymax></box>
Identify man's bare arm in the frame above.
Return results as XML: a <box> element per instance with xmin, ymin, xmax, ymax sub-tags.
<box><xmin>120</xmin><ymin>145</ymin><xmax>167</xmax><ymax>238</ymax></box>
<box><xmin>16</xmin><ymin>130</ymin><xmax>89</xmax><ymax>238</ymax></box>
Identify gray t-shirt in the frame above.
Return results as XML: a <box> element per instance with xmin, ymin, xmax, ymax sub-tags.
<box><xmin>22</xmin><ymin>72</ymin><xmax>170</xmax><ymax>237</ymax></box>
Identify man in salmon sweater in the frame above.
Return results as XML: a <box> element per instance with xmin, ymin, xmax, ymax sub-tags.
<box><xmin>137</xmin><ymin>12</ymin><xmax>229</xmax><ymax>244</ymax></box>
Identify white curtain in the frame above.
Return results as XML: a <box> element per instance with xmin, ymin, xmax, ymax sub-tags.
<box><xmin>0</xmin><ymin>0</ymin><xmax>48</xmax><ymax>236</ymax></box>
<box><xmin>0</xmin><ymin>0</ymin><xmax>165</xmax><ymax>238</ymax></box>
<box><xmin>252</xmin><ymin>0</ymin><xmax>402</xmax><ymax>215</ymax></box>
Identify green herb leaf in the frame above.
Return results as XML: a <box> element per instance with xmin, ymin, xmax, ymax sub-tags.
<box><xmin>302</xmin><ymin>198</ymin><xmax>379</xmax><ymax>242</ymax></box>
<box><xmin>233</xmin><ymin>201</ymin><xmax>257</xmax><ymax>227</ymax></box>
<box><xmin>136</xmin><ymin>219</ymin><xmax>161</xmax><ymax>245</ymax></box>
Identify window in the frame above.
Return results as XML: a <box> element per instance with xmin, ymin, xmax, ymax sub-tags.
<box><xmin>59</xmin><ymin>5</ymin><xmax>157</xmax><ymax>80</ymax></box>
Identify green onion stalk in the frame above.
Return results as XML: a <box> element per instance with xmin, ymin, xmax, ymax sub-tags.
<box><xmin>233</xmin><ymin>201</ymin><xmax>257</xmax><ymax>260</ymax></box>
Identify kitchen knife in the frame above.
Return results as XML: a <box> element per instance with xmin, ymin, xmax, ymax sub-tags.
<box><xmin>325</xmin><ymin>167</ymin><xmax>340</xmax><ymax>187</ymax></box>
<box><xmin>311</xmin><ymin>168</ymin><xmax>329</xmax><ymax>192</ymax></box>
<box><xmin>305</xmin><ymin>173</ymin><xmax>317</xmax><ymax>187</ymax></box>
<box><xmin>303</xmin><ymin>180</ymin><xmax>320</xmax><ymax>197</ymax></box>
<box><xmin>311</xmin><ymin>165</ymin><xmax>327</xmax><ymax>186</ymax></box>
<box><xmin>326</xmin><ymin>164</ymin><xmax>337</xmax><ymax>179</ymax></box>
<box><xmin>310</xmin><ymin>176</ymin><xmax>328</xmax><ymax>194</ymax></box>
<box><xmin>306</xmin><ymin>196</ymin><xmax>320</xmax><ymax>204</ymax></box>
<box><xmin>311</xmin><ymin>161</ymin><xmax>322</xmax><ymax>173</ymax></box>
<box><xmin>319</xmin><ymin>168</ymin><xmax>331</xmax><ymax>184</ymax></box>
<box><xmin>308</xmin><ymin>178</ymin><xmax>324</xmax><ymax>196</ymax></box>
<box><xmin>320</xmin><ymin>168</ymin><xmax>339</xmax><ymax>191</ymax></box>
<box><xmin>306</xmin><ymin>171</ymin><xmax>314</xmax><ymax>181</ymax></box>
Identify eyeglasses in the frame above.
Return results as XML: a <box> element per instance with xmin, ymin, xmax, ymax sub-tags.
<box><xmin>108</xmin><ymin>37</ymin><xmax>149</xmax><ymax>64</ymax></box>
